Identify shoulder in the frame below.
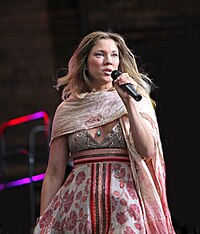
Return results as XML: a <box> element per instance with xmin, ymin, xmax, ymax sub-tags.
<box><xmin>55</xmin><ymin>97</ymin><xmax>73</xmax><ymax>111</ymax></box>
<box><xmin>52</xmin><ymin>101</ymin><xmax>68</xmax><ymax>120</ymax></box>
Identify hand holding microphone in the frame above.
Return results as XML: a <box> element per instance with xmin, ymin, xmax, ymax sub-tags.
<box><xmin>111</xmin><ymin>70</ymin><xmax>142</xmax><ymax>101</ymax></box>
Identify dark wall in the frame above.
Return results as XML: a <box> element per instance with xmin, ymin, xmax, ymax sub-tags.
<box><xmin>0</xmin><ymin>0</ymin><xmax>199</xmax><ymax>233</ymax></box>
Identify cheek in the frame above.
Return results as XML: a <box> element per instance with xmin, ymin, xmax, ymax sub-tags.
<box><xmin>113</xmin><ymin>58</ymin><xmax>120</xmax><ymax>67</ymax></box>
<box><xmin>88</xmin><ymin>59</ymin><xmax>101</xmax><ymax>69</ymax></box>
<box><xmin>87</xmin><ymin>60</ymin><xmax>102</xmax><ymax>76</ymax></box>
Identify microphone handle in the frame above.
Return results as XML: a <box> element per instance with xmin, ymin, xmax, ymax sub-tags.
<box><xmin>121</xmin><ymin>83</ymin><xmax>142</xmax><ymax>101</ymax></box>
<box><xmin>111</xmin><ymin>70</ymin><xmax>142</xmax><ymax>101</ymax></box>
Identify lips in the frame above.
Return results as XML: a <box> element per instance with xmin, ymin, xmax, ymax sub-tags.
<box><xmin>103</xmin><ymin>68</ymin><xmax>112</xmax><ymax>74</ymax></box>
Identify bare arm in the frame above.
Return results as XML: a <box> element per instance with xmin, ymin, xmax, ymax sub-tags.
<box><xmin>114</xmin><ymin>73</ymin><xmax>155</xmax><ymax>158</ymax></box>
<box><xmin>40</xmin><ymin>135</ymin><xmax>68</xmax><ymax>215</ymax></box>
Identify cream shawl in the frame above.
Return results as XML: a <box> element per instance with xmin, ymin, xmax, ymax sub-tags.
<box><xmin>50</xmin><ymin>89</ymin><xmax>175</xmax><ymax>234</ymax></box>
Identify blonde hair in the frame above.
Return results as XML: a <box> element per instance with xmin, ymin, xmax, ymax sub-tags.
<box><xmin>55</xmin><ymin>31</ymin><xmax>155</xmax><ymax>102</ymax></box>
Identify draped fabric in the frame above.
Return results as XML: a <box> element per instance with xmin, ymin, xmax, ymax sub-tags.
<box><xmin>50</xmin><ymin>89</ymin><xmax>175</xmax><ymax>234</ymax></box>
<box><xmin>50</xmin><ymin>90</ymin><xmax>127</xmax><ymax>144</ymax></box>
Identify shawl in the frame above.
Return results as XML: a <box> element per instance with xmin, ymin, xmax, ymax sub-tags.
<box><xmin>50</xmin><ymin>89</ymin><xmax>175</xmax><ymax>234</ymax></box>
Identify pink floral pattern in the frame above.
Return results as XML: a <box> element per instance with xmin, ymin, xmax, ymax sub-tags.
<box><xmin>85</xmin><ymin>113</ymin><xmax>103</xmax><ymax>126</ymax></box>
<box><xmin>34</xmin><ymin>163</ymin><xmax>145</xmax><ymax>234</ymax></box>
<box><xmin>110</xmin><ymin>163</ymin><xmax>145</xmax><ymax>233</ymax></box>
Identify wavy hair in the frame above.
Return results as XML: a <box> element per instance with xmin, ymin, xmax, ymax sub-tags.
<box><xmin>55</xmin><ymin>31</ymin><xmax>155</xmax><ymax>101</ymax></box>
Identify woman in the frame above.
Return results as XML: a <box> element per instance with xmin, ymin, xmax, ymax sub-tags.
<box><xmin>34</xmin><ymin>31</ymin><xmax>176</xmax><ymax>233</ymax></box>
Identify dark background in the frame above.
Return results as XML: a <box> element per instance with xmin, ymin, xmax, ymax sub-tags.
<box><xmin>0</xmin><ymin>0</ymin><xmax>199</xmax><ymax>233</ymax></box>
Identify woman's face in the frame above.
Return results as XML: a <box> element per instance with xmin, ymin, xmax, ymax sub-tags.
<box><xmin>87</xmin><ymin>38</ymin><xmax>120</xmax><ymax>90</ymax></box>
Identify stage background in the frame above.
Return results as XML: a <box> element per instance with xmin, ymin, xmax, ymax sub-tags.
<box><xmin>0</xmin><ymin>0</ymin><xmax>199</xmax><ymax>233</ymax></box>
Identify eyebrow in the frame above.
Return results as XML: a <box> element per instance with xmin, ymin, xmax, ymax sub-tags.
<box><xmin>94</xmin><ymin>49</ymin><xmax>119</xmax><ymax>53</ymax></box>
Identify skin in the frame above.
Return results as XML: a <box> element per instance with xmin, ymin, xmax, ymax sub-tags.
<box><xmin>39</xmin><ymin>38</ymin><xmax>155</xmax><ymax>216</ymax></box>
<box><xmin>87</xmin><ymin>38</ymin><xmax>119</xmax><ymax>91</ymax></box>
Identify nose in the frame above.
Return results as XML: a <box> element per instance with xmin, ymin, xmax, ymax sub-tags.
<box><xmin>104</xmin><ymin>55</ymin><xmax>112</xmax><ymax>64</ymax></box>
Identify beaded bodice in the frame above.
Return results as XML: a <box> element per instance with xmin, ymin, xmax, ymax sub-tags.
<box><xmin>68</xmin><ymin>122</ymin><xmax>127</xmax><ymax>152</ymax></box>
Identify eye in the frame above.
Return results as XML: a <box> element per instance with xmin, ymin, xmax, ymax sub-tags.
<box><xmin>95</xmin><ymin>52</ymin><xmax>103</xmax><ymax>57</ymax></box>
<box><xmin>112</xmin><ymin>53</ymin><xmax>119</xmax><ymax>57</ymax></box>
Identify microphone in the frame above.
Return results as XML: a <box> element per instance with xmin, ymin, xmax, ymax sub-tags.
<box><xmin>111</xmin><ymin>70</ymin><xmax>142</xmax><ymax>101</ymax></box>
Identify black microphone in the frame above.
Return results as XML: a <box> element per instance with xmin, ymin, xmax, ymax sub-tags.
<box><xmin>111</xmin><ymin>70</ymin><xmax>142</xmax><ymax>101</ymax></box>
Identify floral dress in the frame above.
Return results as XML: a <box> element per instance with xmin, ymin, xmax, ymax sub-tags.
<box><xmin>34</xmin><ymin>122</ymin><xmax>146</xmax><ymax>234</ymax></box>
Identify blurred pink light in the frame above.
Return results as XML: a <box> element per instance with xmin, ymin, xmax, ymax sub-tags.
<box><xmin>0</xmin><ymin>173</ymin><xmax>45</xmax><ymax>190</ymax></box>
<box><xmin>0</xmin><ymin>111</ymin><xmax>49</xmax><ymax>136</ymax></box>
<box><xmin>6</xmin><ymin>177</ymin><xmax>32</xmax><ymax>188</ymax></box>
<box><xmin>31</xmin><ymin>173</ymin><xmax>45</xmax><ymax>182</ymax></box>
<box><xmin>0</xmin><ymin>111</ymin><xmax>49</xmax><ymax>190</ymax></box>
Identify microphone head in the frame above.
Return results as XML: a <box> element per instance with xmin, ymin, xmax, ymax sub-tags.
<box><xmin>111</xmin><ymin>70</ymin><xmax>122</xmax><ymax>80</ymax></box>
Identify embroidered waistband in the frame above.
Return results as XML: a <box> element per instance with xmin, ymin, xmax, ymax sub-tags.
<box><xmin>72</xmin><ymin>148</ymin><xmax>129</xmax><ymax>166</ymax></box>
